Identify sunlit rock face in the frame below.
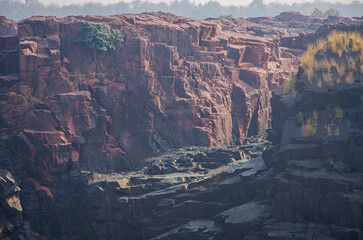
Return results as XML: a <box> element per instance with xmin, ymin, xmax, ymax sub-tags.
<box><xmin>1</xmin><ymin>12</ymin><xmax>302</xmax><ymax>178</ymax></box>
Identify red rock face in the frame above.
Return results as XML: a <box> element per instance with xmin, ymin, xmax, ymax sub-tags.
<box><xmin>0</xmin><ymin>16</ymin><xmax>17</xmax><ymax>36</ymax></box>
<box><xmin>1</xmin><ymin>13</ymin><xmax>306</xmax><ymax>185</ymax></box>
<box><xmin>1</xmin><ymin>12</ymin><xmax>362</xmax><ymax>238</ymax></box>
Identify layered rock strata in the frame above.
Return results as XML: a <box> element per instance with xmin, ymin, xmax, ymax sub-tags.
<box><xmin>0</xmin><ymin>11</ymin><xmax>305</xmax><ymax>183</ymax></box>
<box><xmin>62</xmin><ymin>28</ymin><xmax>363</xmax><ymax>240</ymax></box>
<box><xmin>0</xmin><ymin>11</ymin><xmax>362</xmax><ymax>239</ymax></box>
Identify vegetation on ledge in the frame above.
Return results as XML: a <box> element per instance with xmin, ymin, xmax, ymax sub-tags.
<box><xmin>282</xmin><ymin>30</ymin><xmax>363</xmax><ymax>138</ymax></box>
<box><xmin>72</xmin><ymin>22</ymin><xmax>124</xmax><ymax>53</ymax></box>
<box><xmin>284</xmin><ymin>31</ymin><xmax>363</xmax><ymax>98</ymax></box>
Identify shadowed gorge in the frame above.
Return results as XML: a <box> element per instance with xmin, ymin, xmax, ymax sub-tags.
<box><xmin>0</xmin><ymin>11</ymin><xmax>362</xmax><ymax>240</ymax></box>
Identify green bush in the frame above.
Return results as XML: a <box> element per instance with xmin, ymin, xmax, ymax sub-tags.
<box><xmin>72</xmin><ymin>22</ymin><xmax>124</xmax><ymax>53</ymax></box>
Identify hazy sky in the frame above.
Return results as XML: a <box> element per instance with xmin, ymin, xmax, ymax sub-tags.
<box><xmin>22</xmin><ymin>0</ymin><xmax>361</xmax><ymax>6</ymax></box>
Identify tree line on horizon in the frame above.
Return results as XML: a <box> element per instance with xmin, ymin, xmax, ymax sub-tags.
<box><xmin>0</xmin><ymin>0</ymin><xmax>362</xmax><ymax>21</ymax></box>
<box><xmin>311</xmin><ymin>8</ymin><xmax>341</xmax><ymax>18</ymax></box>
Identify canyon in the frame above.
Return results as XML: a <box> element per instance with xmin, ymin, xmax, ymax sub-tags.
<box><xmin>0</xmin><ymin>11</ymin><xmax>362</xmax><ymax>239</ymax></box>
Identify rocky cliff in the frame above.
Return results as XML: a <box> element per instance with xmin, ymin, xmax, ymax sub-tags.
<box><xmin>0</xmin><ymin>11</ymin><xmax>363</xmax><ymax>239</ymax></box>
<box><xmin>56</xmin><ymin>26</ymin><xmax>363</xmax><ymax>240</ymax></box>
<box><xmin>0</xmin><ymin>11</ymin><xmax>306</xmax><ymax>184</ymax></box>
<box><xmin>262</xmin><ymin>30</ymin><xmax>363</xmax><ymax>239</ymax></box>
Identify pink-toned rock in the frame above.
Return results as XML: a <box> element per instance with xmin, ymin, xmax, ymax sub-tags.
<box><xmin>23</xmin><ymin>129</ymin><xmax>68</xmax><ymax>145</ymax></box>
<box><xmin>2</xmin><ymin>12</ymin><xmax>362</xmax><ymax>239</ymax></box>
<box><xmin>9</xmin><ymin>12</ymin><xmax>353</xmax><ymax>189</ymax></box>
<box><xmin>0</xmin><ymin>13</ymin><xmax>305</xmax><ymax>177</ymax></box>
<box><xmin>10</xmin><ymin>131</ymin><xmax>72</xmax><ymax>185</ymax></box>
<box><xmin>275</xmin><ymin>11</ymin><xmax>310</xmax><ymax>22</ymax></box>
<box><xmin>49</xmin><ymin>91</ymin><xmax>94</xmax><ymax>137</ymax></box>
<box><xmin>0</xmin><ymin>16</ymin><xmax>17</xmax><ymax>36</ymax></box>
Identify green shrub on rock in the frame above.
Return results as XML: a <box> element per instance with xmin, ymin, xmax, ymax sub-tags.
<box><xmin>72</xmin><ymin>22</ymin><xmax>124</xmax><ymax>52</ymax></box>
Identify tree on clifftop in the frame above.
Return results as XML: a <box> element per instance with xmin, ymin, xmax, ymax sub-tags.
<box><xmin>72</xmin><ymin>22</ymin><xmax>123</xmax><ymax>53</ymax></box>
<box><xmin>72</xmin><ymin>22</ymin><xmax>124</xmax><ymax>72</ymax></box>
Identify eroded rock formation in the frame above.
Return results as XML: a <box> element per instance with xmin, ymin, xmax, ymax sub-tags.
<box><xmin>0</xmin><ymin>16</ymin><xmax>17</xmax><ymax>36</ymax></box>
<box><xmin>1</xmin><ymin>12</ymin><xmax>304</xmax><ymax>182</ymax></box>
<box><xmin>0</xmin><ymin>11</ymin><xmax>362</xmax><ymax>239</ymax></box>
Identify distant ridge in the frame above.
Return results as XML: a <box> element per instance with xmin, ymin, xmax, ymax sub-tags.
<box><xmin>0</xmin><ymin>0</ymin><xmax>363</xmax><ymax>21</ymax></box>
